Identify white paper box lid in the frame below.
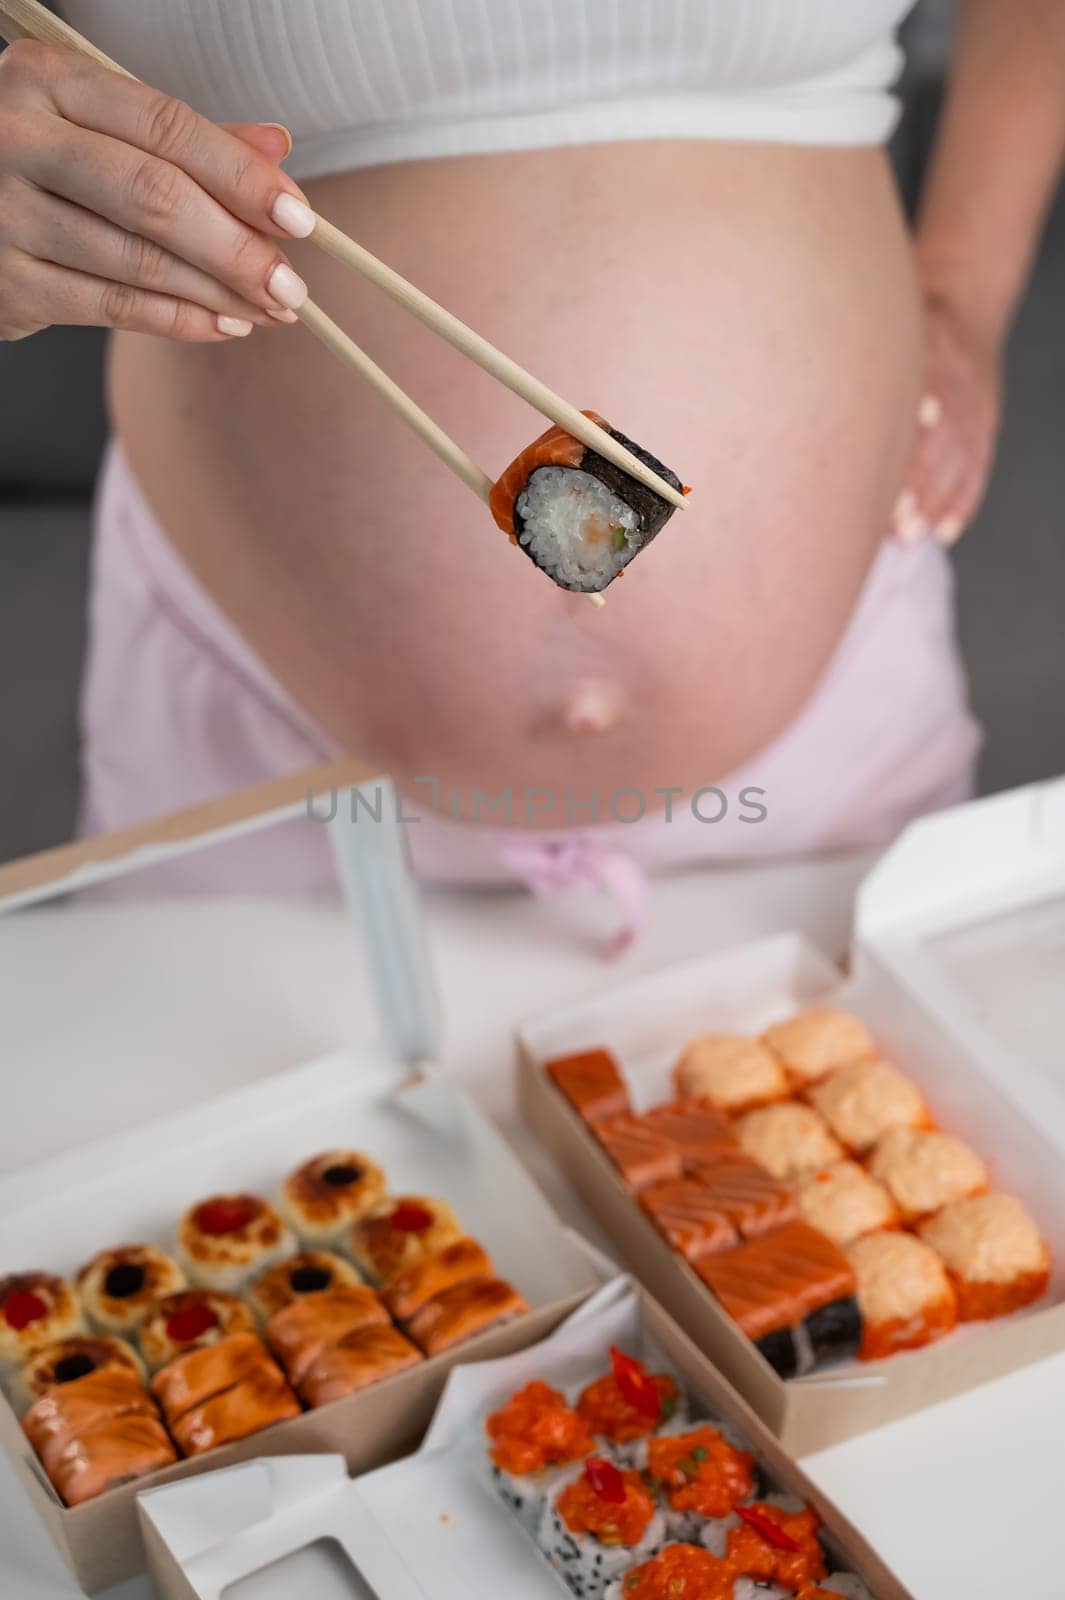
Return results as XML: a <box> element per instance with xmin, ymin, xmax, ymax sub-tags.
<box><xmin>855</xmin><ymin>774</ymin><xmax>1065</xmax><ymax>1148</ymax></box>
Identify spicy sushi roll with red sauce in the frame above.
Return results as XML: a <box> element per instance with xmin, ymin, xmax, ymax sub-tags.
<box><xmin>486</xmin><ymin>1379</ymin><xmax>594</xmax><ymax>1531</ymax></box>
<box><xmin>576</xmin><ymin>1347</ymin><xmax>684</xmax><ymax>1460</ymax></box>
<box><xmin>538</xmin><ymin>1455</ymin><xmax>666</xmax><ymax>1600</ymax></box>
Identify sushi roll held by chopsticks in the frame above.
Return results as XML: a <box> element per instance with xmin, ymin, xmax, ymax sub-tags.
<box><xmin>490</xmin><ymin>413</ymin><xmax>687</xmax><ymax>594</ymax></box>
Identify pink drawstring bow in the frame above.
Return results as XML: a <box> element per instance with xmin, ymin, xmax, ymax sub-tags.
<box><xmin>496</xmin><ymin>836</ymin><xmax>650</xmax><ymax>958</ymax></box>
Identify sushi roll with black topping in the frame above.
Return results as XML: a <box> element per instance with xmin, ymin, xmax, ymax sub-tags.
<box><xmin>537</xmin><ymin>1456</ymin><xmax>666</xmax><ymax>1600</ymax></box>
<box><xmin>489</xmin><ymin>412</ymin><xmax>685</xmax><ymax>593</ymax></box>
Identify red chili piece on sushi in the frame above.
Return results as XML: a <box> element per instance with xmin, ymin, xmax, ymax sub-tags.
<box><xmin>390</xmin><ymin>1202</ymin><xmax>434</xmax><ymax>1233</ymax></box>
<box><xmin>735</xmin><ymin>1505</ymin><xmax>802</xmax><ymax>1552</ymax></box>
<box><xmin>166</xmin><ymin>1303</ymin><xmax>220</xmax><ymax>1343</ymax></box>
<box><xmin>195</xmin><ymin>1197</ymin><xmax>259</xmax><ymax>1235</ymax></box>
<box><xmin>3</xmin><ymin>1289</ymin><xmax>47</xmax><ymax>1330</ymax></box>
<box><xmin>585</xmin><ymin>1456</ymin><xmax>627</xmax><ymax>1503</ymax></box>
<box><xmin>610</xmin><ymin>1346</ymin><xmax>662</xmax><ymax>1421</ymax></box>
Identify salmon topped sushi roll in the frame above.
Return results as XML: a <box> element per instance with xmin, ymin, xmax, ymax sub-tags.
<box><xmin>672</xmin><ymin>1034</ymin><xmax>788</xmax><ymax>1116</ymax></box>
<box><xmin>546</xmin><ymin>1048</ymin><xmax>630</xmax><ymax>1125</ymax></box>
<box><xmin>918</xmin><ymin>1194</ymin><xmax>1051</xmax><ymax>1321</ymax></box>
<box><xmin>846</xmin><ymin>1230</ymin><xmax>957</xmax><ymax>1360</ymax></box>
<box><xmin>591</xmin><ymin>1114</ymin><xmax>684</xmax><ymax>1191</ymax></box>
<box><xmin>489</xmin><ymin>412</ymin><xmax>685</xmax><ymax>593</ymax></box>
<box><xmin>638</xmin><ymin>1179</ymin><xmax>738</xmax><ymax>1263</ymax></box>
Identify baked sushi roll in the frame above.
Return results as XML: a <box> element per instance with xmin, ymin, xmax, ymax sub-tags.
<box><xmin>383</xmin><ymin>1236</ymin><xmax>494</xmax><ymax>1322</ymax></box>
<box><xmin>845</xmin><ymin>1231</ymin><xmax>957</xmax><ymax>1360</ymax></box>
<box><xmin>643</xmin><ymin>1422</ymin><xmax>755</xmax><ymax>1537</ymax></box>
<box><xmin>13</xmin><ymin>1334</ymin><xmax>144</xmax><ymax>1415</ymax></box>
<box><xmin>638</xmin><ymin>1180</ymin><xmax>738</xmax><ymax>1263</ymax></box>
<box><xmin>0</xmin><ymin>1273</ymin><xmax>84</xmax><ymax>1375</ymax></box>
<box><xmin>537</xmin><ymin>1456</ymin><xmax>666</xmax><ymax>1600</ymax></box>
<box><xmin>265</xmin><ymin>1284</ymin><xmax>390</xmax><ymax>1387</ymax></box>
<box><xmin>247</xmin><ymin>1249</ymin><xmax>362</xmax><ymax>1324</ymax></box>
<box><xmin>139</xmin><ymin>1289</ymin><xmax>256</xmax><ymax>1373</ymax></box>
<box><xmin>176</xmin><ymin>1193</ymin><xmax>295</xmax><ymax>1291</ymax></box>
<box><xmin>486</xmin><ymin>1380</ymin><xmax>594</xmax><ymax>1532</ymax></box>
<box><xmin>277</xmin><ymin>1150</ymin><xmax>387</xmax><ymax>1246</ymax></box>
<box><xmin>406</xmin><ymin>1277</ymin><xmax>529</xmax><ymax>1356</ymax></box>
<box><xmin>546</xmin><ymin>1048</ymin><xmax>630</xmax><ymax>1125</ymax></box>
<box><xmin>576</xmin><ymin>1348</ymin><xmax>684</xmax><ymax>1459</ymax></box>
<box><xmin>297</xmin><ymin>1323</ymin><xmax>423</xmax><ymax>1408</ymax></box>
<box><xmin>686</xmin><ymin>1152</ymin><xmax>798</xmax><ymax>1241</ymax></box>
<box><xmin>22</xmin><ymin>1367</ymin><xmax>175</xmax><ymax>1506</ymax></box>
<box><xmin>637</xmin><ymin>1103</ymin><xmax>737</xmax><ymax>1172</ymax></box>
<box><xmin>867</xmin><ymin>1128</ymin><xmax>988</xmax><ymax>1222</ymax></box>
<box><xmin>349</xmin><ymin>1196</ymin><xmax>463</xmax><ymax>1286</ymax></box>
<box><xmin>918</xmin><ymin>1193</ymin><xmax>1050</xmax><ymax>1321</ymax></box>
<box><xmin>806</xmin><ymin>1061</ymin><xmax>930</xmax><ymax>1154</ymax></box>
<box><xmin>672</xmin><ymin>1035</ymin><xmax>788</xmax><ymax>1116</ymax></box>
<box><xmin>696</xmin><ymin>1221</ymin><xmax>859</xmax><ymax>1378</ymax></box>
<box><xmin>794</xmin><ymin>1162</ymin><xmax>898</xmax><ymax>1247</ymax></box>
<box><xmin>591</xmin><ymin>1114</ymin><xmax>684</xmax><ymax>1191</ymax></box>
<box><xmin>490</xmin><ymin>412</ymin><xmax>684</xmax><ymax>594</ymax></box>
<box><xmin>761</xmin><ymin>1007</ymin><xmax>875</xmax><ymax>1088</ymax></box>
<box><xmin>735</xmin><ymin>1104</ymin><xmax>844</xmax><ymax>1182</ymax></box>
<box><xmin>76</xmin><ymin>1243</ymin><xmax>186</xmax><ymax>1337</ymax></box>
<box><xmin>152</xmin><ymin>1331</ymin><xmax>299</xmax><ymax>1456</ymax></box>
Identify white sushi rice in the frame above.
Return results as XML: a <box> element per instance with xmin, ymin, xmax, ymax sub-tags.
<box><xmin>491</xmin><ymin>1459</ymin><xmax>582</xmax><ymax>1536</ymax></box>
<box><xmin>821</xmin><ymin>1576</ymin><xmax>876</xmax><ymax>1599</ymax></box>
<box><xmin>516</xmin><ymin>467</ymin><xmax>640</xmax><ymax>591</ymax></box>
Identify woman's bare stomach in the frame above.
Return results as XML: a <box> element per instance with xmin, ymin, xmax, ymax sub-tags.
<box><xmin>109</xmin><ymin>142</ymin><xmax>922</xmax><ymax>825</ymax></box>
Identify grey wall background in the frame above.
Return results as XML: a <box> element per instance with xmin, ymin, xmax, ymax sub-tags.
<box><xmin>1</xmin><ymin>2</ymin><xmax>1063</xmax><ymax>865</ymax></box>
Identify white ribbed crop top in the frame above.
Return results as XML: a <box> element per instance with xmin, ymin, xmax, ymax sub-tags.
<box><xmin>59</xmin><ymin>2</ymin><xmax>915</xmax><ymax>179</ymax></box>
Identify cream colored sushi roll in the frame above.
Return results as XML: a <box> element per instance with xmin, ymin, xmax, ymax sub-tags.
<box><xmin>11</xmin><ymin>1334</ymin><xmax>144</xmax><ymax>1415</ymax></box>
<box><xmin>176</xmin><ymin>1194</ymin><xmax>295</xmax><ymax>1292</ymax></box>
<box><xmin>672</xmin><ymin>1034</ymin><xmax>787</xmax><ymax>1116</ymax></box>
<box><xmin>846</xmin><ymin>1230</ymin><xmax>957</xmax><ymax>1360</ymax></box>
<box><xmin>735</xmin><ymin>1103</ymin><xmax>843</xmax><ymax>1182</ymax></box>
<box><xmin>868</xmin><ymin>1128</ymin><xmax>988</xmax><ymax>1222</ymax></box>
<box><xmin>761</xmin><ymin>1007</ymin><xmax>875</xmax><ymax>1087</ymax></box>
<box><xmin>139</xmin><ymin>1290</ymin><xmax>256</xmax><ymax>1373</ymax></box>
<box><xmin>0</xmin><ymin>1274</ymin><xmax>84</xmax><ymax>1377</ymax></box>
<box><xmin>795</xmin><ymin>1161</ymin><xmax>899</xmax><ymax>1246</ymax></box>
<box><xmin>277</xmin><ymin>1150</ymin><xmax>387</xmax><ymax>1247</ymax></box>
<box><xmin>349</xmin><ymin>1196</ymin><xmax>463</xmax><ymax>1286</ymax></box>
<box><xmin>247</xmin><ymin>1250</ymin><xmax>362</xmax><ymax>1325</ymax></box>
<box><xmin>77</xmin><ymin>1243</ymin><xmax>186</xmax><ymax>1337</ymax></box>
<box><xmin>918</xmin><ymin>1193</ymin><xmax>1051</xmax><ymax>1321</ymax></box>
<box><xmin>807</xmin><ymin>1060</ymin><xmax>930</xmax><ymax>1154</ymax></box>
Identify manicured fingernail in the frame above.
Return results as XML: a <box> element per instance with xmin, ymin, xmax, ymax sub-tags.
<box><xmin>918</xmin><ymin>393</ymin><xmax>942</xmax><ymax>428</ymax></box>
<box><xmin>267</xmin><ymin>262</ymin><xmax>308</xmax><ymax>310</ymax></box>
<box><xmin>935</xmin><ymin>515</ymin><xmax>963</xmax><ymax>546</ymax></box>
<box><xmin>896</xmin><ymin>511</ymin><xmax>928</xmax><ymax>546</ymax></box>
<box><xmin>217</xmin><ymin>315</ymin><xmax>253</xmax><ymax>337</ymax></box>
<box><xmin>260</xmin><ymin>122</ymin><xmax>293</xmax><ymax>159</ymax></box>
<box><xmin>271</xmin><ymin>193</ymin><xmax>316</xmax><ymax>239</ymax></box>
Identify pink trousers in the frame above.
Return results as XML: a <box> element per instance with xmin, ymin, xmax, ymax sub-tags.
<box><xmin>81</xmin><ymin>444</ymin><xmax>981</xmax><ymax>940</ymax></box>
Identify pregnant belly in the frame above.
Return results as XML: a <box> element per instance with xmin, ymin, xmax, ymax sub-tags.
<box><xmin>109</xmin><ymin>141</ymin><xmax>921</xmax><ymax>824</ymax></box>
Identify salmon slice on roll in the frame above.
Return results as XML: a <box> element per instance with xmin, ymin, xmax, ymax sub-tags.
<box><xmin>297</xmin><ymin>1324</ymin><xmax>422</xmax><ymax>1409</ymax></box>
<box><xmin>265</xmin><ymin>1285</ymin><xmax>389</xmax><ymax>1388</ymax></box>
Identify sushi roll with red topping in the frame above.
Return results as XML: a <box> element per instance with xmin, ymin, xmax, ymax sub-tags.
<box><xmin>349</xmin><ymin>1196</ymin><xmax>462</xmax><ymax>1286</ymax></box>
<box><xmin>490</xmin><ymin>413</ymin><xmax>684</xmax><ymax>594</ymax></box>
<box><xmin>0</xmin><ymin>1273</ymin><xmax>84</xmax><ymax>1377</ymax></box>
<box><xmin>176</xmin><ymin>1193</ymin><xmax>295</xmax><ymax>1292</ymax></box>
<box><xmin>576</xmin><ymin>1348</ymin><xmax>685</xmax><ymax>1463</ymax></box>
<box><xmin>603</xmin><ymin>1543</ymin><xmax>734</xmax><ymax>1600</ymax></box>
<box><xmin>537</xmin><ymin>1455</ymin><xmax>666</xmax><ymax>1600</ymax></box>
<box><xmin>641</xmin><ymin>1421</ymin><xmax>756</xmax><ymax>1540</ymax></box>
<box><xmin>139</xmin><ymin>1289</ymin><xmax>256</xmax><ymax>1373</ymax></box>
<box><xmin>700</xmin><ymin>1495</ymin><xmax>827</xmax><ymax>1593</ymax></box>
<box><xmin>485</xmin><ymin>1380</ymin><xmax>595</xmax><ymax>1531</ymax></box>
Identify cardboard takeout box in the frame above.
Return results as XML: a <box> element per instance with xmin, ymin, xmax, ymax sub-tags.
<box><xmin>518</xmin><ymin>778</ymin><xmax>1065</xmax><ymax>1456</ymax></box>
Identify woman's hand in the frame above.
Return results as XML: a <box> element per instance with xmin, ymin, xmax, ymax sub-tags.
<box><xmin>892</xmin><ymin>292</ymin><xmax>1003</xmax><ymax>547</ymax></box>
<box><xmin>0</xmin><ymin>38</ymin><xmax>318</xmax><ymax>343</ymax></box>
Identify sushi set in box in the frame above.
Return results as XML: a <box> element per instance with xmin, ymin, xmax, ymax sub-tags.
<box><xmin>519</xmin><ymin>782</ymin><xmax>1065</xmax><ymax>1455</ymax></box>
<box><xmin>138</xmin><ymin>1280</ymin><xmax>913</xmax><ymax>1600</ymax></box>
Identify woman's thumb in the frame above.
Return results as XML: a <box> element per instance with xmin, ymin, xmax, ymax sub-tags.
<box><xmin>222</xmin><ymin>122</ymin><xmax>293</xmax><ymax>163</ymax></box>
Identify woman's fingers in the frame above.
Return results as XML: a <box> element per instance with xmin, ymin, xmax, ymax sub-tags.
<box><xmin>14</xmin><ymin>183</ymin><xmax>288</xmax><ymax>329</ymax></box>
<box><xmin>35</xmin><ymin>46</ymin><xmax>315</xmax><ymax>240</ymax></box>
<box><xmin>3</xmin><ymin>252</ymin><xmax>248</xmax><ymax>341</ymax></box>
<box><xmin>221</xmin><ymin>122</ymin><xmax>293</xmax><ymax>163</ymax></box>
<box><xmin>19</xmin><ymin>118</ymin><xmax>310</xmax><ymax>319</ymax></box>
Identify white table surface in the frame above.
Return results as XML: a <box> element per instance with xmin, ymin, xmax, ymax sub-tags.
<box><xmin>0</xmin><ymin>855</ymin><xmax>1060</xmax><ymax>1600</ymax></box>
